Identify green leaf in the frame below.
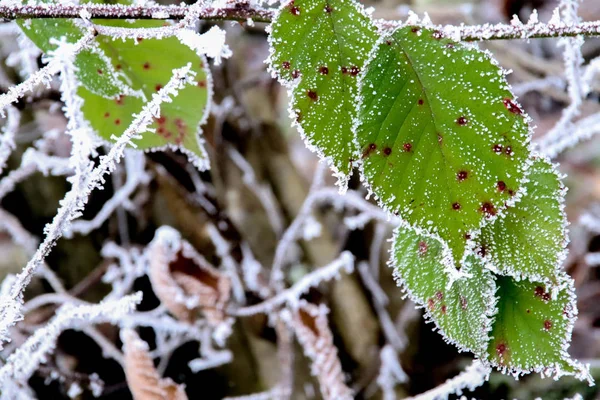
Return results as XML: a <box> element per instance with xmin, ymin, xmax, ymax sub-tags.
<box><xmin>356</xmin><ymin>26</ymin><xmax>530</xmax><ymax>266</ymax></box>
<box><xmin>267</xmin><ymin>0</ymin><xmax>378</xmax><ymax>188</ymax></box>
<box><xmin>18</xmin><ymin>16</ymin><xmax>125</xmax><ymax>99</ymax></box>
<box><xmin>19</xmin><ymin>10</ymin><xmax>211</xmax><ymax>170</ymax></box>
<box><xmin>477</xmin><ymin>157</ymin><xmax>567</xmax><ymax>285</ymax></box>
<box><xmin>391</xmin><ymin>226</ymin><xmax>496</xmax><ymax>355</ymax></box>
<box><xmin>487</xmin><ymin>275</ymin><xmax>590</xmax><ymax>382</ymax></box>
<box><xmin>79</xmin><ymin>20</ymin><xmax>211</xmax><ymax>170</ymax></box>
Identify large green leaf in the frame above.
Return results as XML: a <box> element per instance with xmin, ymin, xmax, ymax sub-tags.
<box><xmin>487</xmin><ymin>275</ymin><xmax>590</xmax><ymax>382</ymax></box>
<box><xmin>356</xmin><ymin>27</ymin><xmax>530</xmax><ymax>266</ymax></box>
<box><xmin>19</xmin><ymin>3</ymin><xmax>211</xmax><ymax>170</ymax></box>
<box><xmin>478</xmin><ymin>157</ymin><xmax>567</xmax><ymax>285</ymax></box>
<box><xmin>391</xmin><ymin>226</ymin><xmax>496</xmax><ymax>355</ymax></box>
<box><xmin>267</xmin><ymin>0</ymin><xmax>378</xmax><ymax>189</ymax></box>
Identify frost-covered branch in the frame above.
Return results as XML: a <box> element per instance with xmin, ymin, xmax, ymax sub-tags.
<box><xmin>5</xmin><ymin>3</ymin><xmax>600</xmax><ymax>42</ymax></box>
<box><xmin>0</xmin><ymin>292</ymin><xmax>141</xmax><ymax>386</ymax></box>
<box><xmin>235</xmin><ymin>251</ymin><xmax>354</xmax><ymax>316</ymax></box>
<box><xmin>0</xmin><ymin>64</ymin><xmax>196</xmax><ymax>349</ymax></box>
<box><xmin>0</xmin><ymin>29</ymin><xmax>96</xmax><ymax>114</ymax></box>
<box><xmin>0</xmin><ymin>105</ymin><xmax>19</xmax><ymax>175</ymax></box>
<box><xmin>404</xmin><ymin>361</ymin><xmax>490</xmax><ymax>400</ymax></box>
<box><xmin>0</xmin><ymin>3</ymin><xmax>274</xmax><ymax>23</ymax></box>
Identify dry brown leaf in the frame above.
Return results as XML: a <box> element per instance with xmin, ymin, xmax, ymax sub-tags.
<box><xmin>121</xmin><ymin>329</ymin><xmax>188</xmax><ymax>400</ymax></box>
<box><xmin>292</xmin><ymin>300</ymin><xmax>353</xmax><ymax>400</ymax></box>
<box><xmin>147</xmin><ymin>226</ymin><xmax>232</xmax><ymax>325</ymax></box>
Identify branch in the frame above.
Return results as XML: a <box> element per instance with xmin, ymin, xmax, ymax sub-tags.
<box><xmin>0</xmin><ymin>3</ymin><xmax>274</xmax><ymax>23</ymax></box>
<box><xmin>4</xmin><ymin>4</ymin><xmax>600</xmax><ymax>41</ymax></box>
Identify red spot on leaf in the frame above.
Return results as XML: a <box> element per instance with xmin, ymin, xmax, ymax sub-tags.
<box><xmin>456</xmin><ymin>116</ymin><xmax>468</xmax><ymax>125</ymax></box>
<box><xmin>436</xmin><ymin>291</ymin><xmax>444</xmax><ymax>300</ymax></box>
<box><xmin>115</xmin><ymin>95</ymin><xmax>125</xmax><ymax>105</ymax></box>
<box><xmin>292</xmin><ymin>70</ymin><xmax>301</xmax><ymax>79</ymax></box>
<box><xmin>290</xmin><ymin>5</ymin><xmax>300</xmax><ymax>15</ymax></box>
<box><xmin>503</xmin><ymin>98</ymin><xmax>523</xmax><ymax>115</ymax></box>
<box><xmin>362</xmin><ymin>143</ymin><xmax>377</xmax><ymax>158</ymax></box>
<box><xmin>477</xmin><ymin>245</ymin><xmax>487</xmax><ymax>258</ymax></box>
<box><xmin>197</xmin><ymin>80</ymin><xmax>206</xmax><ymax>88</ymax></box>
<box><xmin>432</xmin><ymin>30</ymin><xmax>443</xmax><ymax>39</ymax></box>
<box><xmin>496</xmin><ymin>343</ymin><xmax>507</xmax><ymax>356</ymax></box>
<box><xmin>349</xmin><ymin>66</ymin><xmax>360</xmax><ymax>76</ymax></box>
<box><xmin>411</xmin><ymin>27</ymin><xmax>420</xmax><ymax>33</ymax></box>
<box><xmin>460</xmin><ymin>296</ymin><xmax>468</xmax><ymax>310</ymax></box>
<box><xmin>457</xmin><ymin>170</ymin><xmax>468</xmax><ymax>181</ymax></box>
<box><xmin>324</xmin><ymin>4</ymin><xmax>333</xmax><ymax>12</ymax></box>
<box><xmin>480</xmin><ymin>202</ymin><xmax>497</xmax><ymax>217</ymax></box>
<box><xmin>441</xmin><ymin>304</ymin><xmax>447</xmax><ymax>314</ymax></box>
<box><xmin>493</xmin><ymin>144</ymin><xmax>503</xmax><ymax>153</ymax></box>
<box><xmin>403</xmin><ymin>143</ymin><xmax>412</xmax><ymax>152</ymax></box>
<box><xmin>418</xmin><ymin>241</ymin><xmax>428</xmax><ymax>256</ymax></box>
<box><xmin>319</xmin><ymin>66</ymin><xmax>329</xmax><ymax>75</ymax></box>
<box><xmin>282</xmin><ymin>61</ymin><xmax>290</xmax><ymax>70</ymax></box>
<box><xmin>97</xmin><ymin>69</ymin><xmax>103</xmax><ymax>75</ymax></box>
<box><xmin>341</xmin><ymin>66</ymin><xmax>348</xmax><ymax>74</ymax></box>
<box><xmin>307</xmin><ymin>90</ymin><xmax>318</xmax><ymax>101</ymax></box>
<box><xmin>427</xmin><ymin>298</ymin><xmax>435</xmax><ymax>310</ymax></box>
<box><xmin>155</xmin><ymin>84</ymin><xmax>162</xmax><ymax>92</ymax></box>
<box><xmin>497</xmin><ymin>181</ymin><xmax>506</xmax><ymax>191</ymax></box>
<box><xmin>446</xmin><ymin>43</ymin><xmax>455</xmax><ymax>48</ymax></box>
<box><xmin>143</xmin><ymin>62</ymin><xmax>150</xmax><ymax>70</ymax></box>
<box><xmin>103</xmin><ymin>112</ymin><xmax>110</xmax><ymax>118</ymax></box>
<box><xmin>115</xmin><ymin>64</ymin><xmax>122</xmax><ymax>70</ymax></box>
<box><xmin>114</xmin><ymin>119</ymin><xmax>121</xmax><ymax>125</ymax></box>
<box><xmin>534</xmin><ymin>286</ymin><xmax>551</xmax><ymax>302</ymax></box>
<box><xmin>544</xmin><ymin>320</ymin><xmax>552</xmax><ymax>331</ymax></box>
<box><xmin>418</xmin><ymin>99</ymin><xmax>424</xmax><ymax>105</ymax></box>
<box><xmin>452</xmin><ymin>202</ymin><xmax>461</xmax><ymax>210</ymax></box>
<box><xmin>505</xmin><ymin>146</ymin><xmax>512</xmax><ymax>155</ymax></box>
<box><xmin>383</xmin><ymin>147</ymin><xmax>392</xmax><ymax>156</ymax></box>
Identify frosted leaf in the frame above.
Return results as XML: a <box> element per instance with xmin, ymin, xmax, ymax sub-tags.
<box><xmin>355</xmin><ymin>26</ymin><xmax>531</xmax><ymax>267</ymax></box>
<box><xmin>487</xmin><ymin>275</ymin><xmax>592</xmax><ymax>383</ymax></box>
<box><xmin>391</xmin><ymin>226</ymin><xmax>496</xmax><ymax>356</ymax></box>
<box><xmin>477</xmin><ymin>157</ymin><xmax>568</xmax><ymax>286</ymax></box>
<box><xmin>80</xmin><ymin>18</ymin><xmax>212</xmax><ymax>171</ymax></box>
<box><xmin>267</xmin><ymin>0</ymin><xmax>378</xmax><ymax>190</ymax></box>
<box><xmin>18</xmin><ymin>5</ymin><xmax>130</xmax><ymax>99</ymax></box>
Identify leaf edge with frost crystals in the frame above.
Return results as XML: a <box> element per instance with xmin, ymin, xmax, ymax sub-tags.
<box><xmin>266</xmin><ymin>0</ymin><xmax>379</xmax><ymax>191</ymax></box>
<box><xmin>354</xmin><ymin>26</ymin><xmax>533</xmax><ymax>270</ymax></box>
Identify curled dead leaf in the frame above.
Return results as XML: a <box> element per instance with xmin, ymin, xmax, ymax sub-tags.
<box><xmin>121</xmin><ymin>329</ymin><xmax>187</xmax><ymax>400</ymax></box>
<box><xmin>147</xmin><ymin>226</ymin><xmax>231</xmax><ymax>326</ymax></box>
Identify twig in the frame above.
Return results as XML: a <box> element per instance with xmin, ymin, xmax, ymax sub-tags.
<box><xmin>6</xmin><ymin>4</ymin><xmax>600</xmax><ymax>41</ymax></box>
<box><xmin>0</xmin><ymin>3</ymin><xmax>274</xmax><ymax>23</ymax></box>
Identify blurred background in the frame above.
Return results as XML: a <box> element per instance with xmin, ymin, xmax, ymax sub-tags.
<box><xmin>1</xmin><ymin>0</ymin><xmax>600</xmax><ymax>398</ymax></box>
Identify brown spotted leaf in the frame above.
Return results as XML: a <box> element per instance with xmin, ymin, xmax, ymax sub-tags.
<box><xmin>356</xmin><ymin>26</ymin><xmax>530</xmax><ymax>267</ymax></box>
<box><xmin>267</xmin><ymin>0</ymin><xmax>378</xmax><ymax>189</ymax></box>
<box><xmin>391</xmin><ymin>226</ymin><xmax>496</xmax><ymax>356</ymax></box>
<box><xmin>487</xmin><ymin>275</ymin><xmax>590</xmax><ymax>381</ymax></box>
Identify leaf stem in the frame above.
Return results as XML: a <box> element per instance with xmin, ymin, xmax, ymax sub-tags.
<box><xmin>3</xmin><ymin>4</ymin><xmax>600</xmax><ymax>41</ymax></box>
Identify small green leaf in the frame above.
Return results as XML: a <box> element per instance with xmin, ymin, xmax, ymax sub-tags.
<box><xmin>478</xmin><ymin>157</ymin><xmax>567</xmax><ymax>285</ymax></box>
<box><xmin>18</xmin><ymin>17</ymin><xmax>125</xmax><ymax>99</ymax></box>
<box><xmin>487</xmin><ymin>275</ymin><xmax>590</xmax><ymax>382</ymax></box>
<box><xmin>356</xmin><ymin>27</ymin><xmax>530</xmax><ymax>266</ymax></box>
<box><xmin>391</xmin><ymin>226</ymin><xmax>496</xmax><ymax>355</ymax></box>
<box><xmin>79</xmin><ymin>20</ymin><xmax>211</xmax><ymax>169</ymax></box>
<box><xmin>268</xmin><ymin>0</ymin><xmax>378</xmax><ymax>188</ymax></box>
<box><xmin>19</xmin><ymin>6</ymin><xmax>212</xmax><ymax>170</ymax></box>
